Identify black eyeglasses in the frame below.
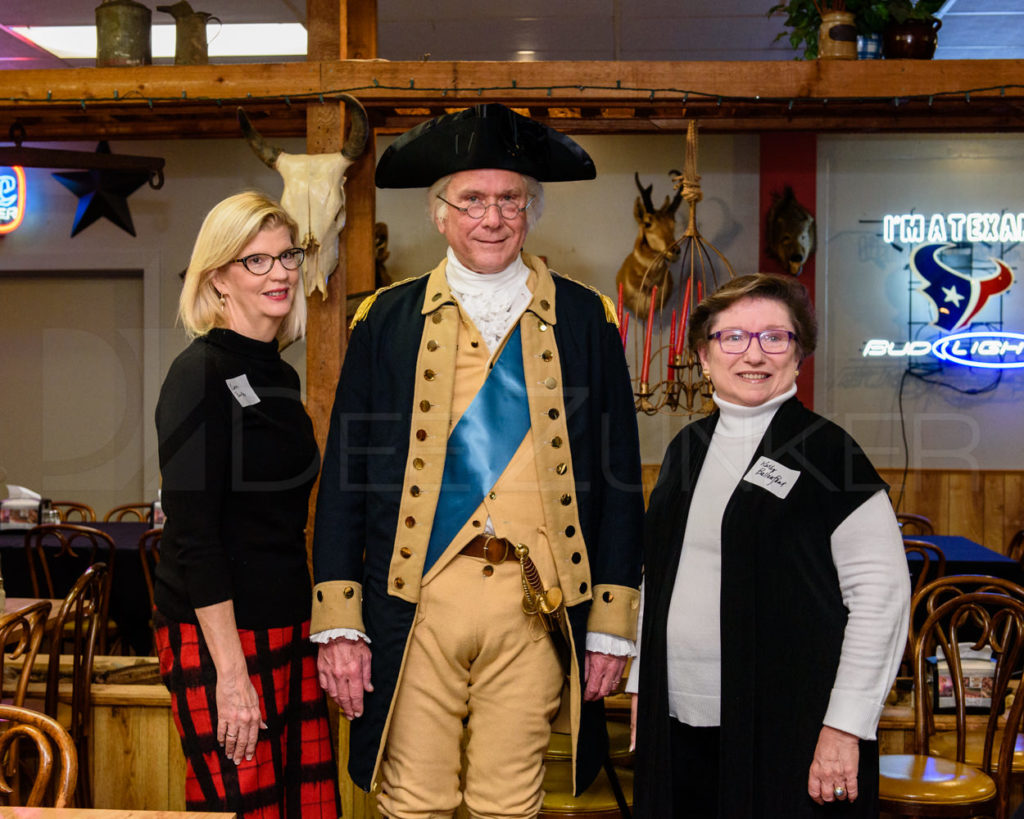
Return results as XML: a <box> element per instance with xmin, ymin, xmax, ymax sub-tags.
<box><xmin>708</xmin><ymin>329</ymin><xmax>796</xmax><ymax>355</ymax></box>
<box><xmin>232</xmin><ymin>247</ymin><xmax>305</xmax><ymax>276</ymax></box>
<box><xmin>436</xmin><ymin>195</ymin><xmax>534</xmax><ymax>220</ymax></box>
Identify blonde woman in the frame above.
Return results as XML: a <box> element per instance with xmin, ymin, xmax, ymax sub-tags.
<box><xmin>154</xmin><ymin>191</ymin><xmax>337</xmax><ymax>818</ymax></box>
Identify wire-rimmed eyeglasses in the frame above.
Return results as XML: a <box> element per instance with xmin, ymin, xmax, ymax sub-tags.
<box><xmin>232</xmin><ymin>247</ymin><xmax>305</xmax><ymax>276</ymax></box>
<box><xmin>707</xmin><ymin>329</ymin><xmax>796</xmax><ymax>355</ymax></box>
<box><xmin>436</xmin><ymin>195</ymin><xmax>534</xmax><ymax>220</ymax></box>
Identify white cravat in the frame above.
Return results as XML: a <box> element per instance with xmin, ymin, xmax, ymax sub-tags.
<box><xmin>444</xmin><ymin>248</ymin><xmax>532</xmax><ymax>353</ymax></box>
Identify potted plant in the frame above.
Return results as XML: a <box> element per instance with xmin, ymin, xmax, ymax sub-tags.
<box><xmin>883</xmin><ymin>0</ymin><xmax>943</xmax><ymax>58</ymax></box>
<box><xmin>769</xmin><ymin>0</ymin><xmax>887</xmax><ymax>60</ymax></box>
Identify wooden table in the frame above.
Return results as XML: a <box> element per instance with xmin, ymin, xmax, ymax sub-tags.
<box><xmin>0</xmin><ymin>811</ymin><xmax>234</xmax><ymax>818</ymax></box>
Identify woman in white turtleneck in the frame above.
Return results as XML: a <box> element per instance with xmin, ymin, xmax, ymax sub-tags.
<box><xmin>629</xmin><ymin>274</ymin><xmax>910</xmax><ymax>818</ymax></box>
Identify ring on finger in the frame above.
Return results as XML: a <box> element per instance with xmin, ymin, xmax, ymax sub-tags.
<box><xmin>833</xmin><ymin>785</ymin><xmax>845</xmax><ymax>798</ymax></box>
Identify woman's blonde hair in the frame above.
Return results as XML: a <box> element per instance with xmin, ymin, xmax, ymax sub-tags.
<box><xmin>178</xmin><ymin>191</ymin><xmax>306</xmax><ymax>345</ymax></box>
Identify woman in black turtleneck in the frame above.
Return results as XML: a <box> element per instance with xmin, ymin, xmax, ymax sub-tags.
<box><xmin>154</xmin><ymin>191</ymin><xmax>338</xmax><ymax>818</ymax></box>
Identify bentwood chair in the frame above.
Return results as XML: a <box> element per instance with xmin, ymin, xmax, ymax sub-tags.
<box><xmin>137</xmin><ymin>528</ymin><xmax>162</xmax><ymax>643</ymax></box>
<box><xmin>1008</xmin><ymin>530</ymin><xmax>1024</xmax><ymax>570</ymax></box>
<box><xmin>103</xmin><ymin>503</ymin><xmax>152</xmax><ymax>523</ymax></box>
<box><xmin>0</xmin><ymin>600</ymin><xmax>52</xmax><ymax>707</ymax></box>
<box><xmin>37</xmin><ymin>563</ymin><xmax>107</xmax><ymax>808</ymax></box>
<box><xmin>904</xmin><ymin>538</ymin><xmax>948</xmax><ymax>600</ymax></box>
<box><xmin>50</xmin><ymin>502</ymin><xmax>95</xmax><ymax>523</ymax></box>
<box><xmin>24</xmin><ymin>524</ymin><xmax>115</xmax><ymax>655</ymax></box>
<box><xmin>897</xmin><ymin>513</ymin><xmax>936</xmax><ymax>537</ymax></box>
<box><xmin>879</xmin><ymin>590</ymin><xmax>1024</xmax><ymax>819</ymax></box>
<box><xmin>0</xmin><ymin>704</ymin><xmax>78</xmax><ymax>807</ymax></box>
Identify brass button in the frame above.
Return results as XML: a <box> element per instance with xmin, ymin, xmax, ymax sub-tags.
<box><xmin>410</xmin><ymin>485</ymin><xmax>421</xmax><ymax>497</ymax></box>
<box><xmin>424</xmin><ymin>369</ymin><xmax>436</xmax><ymax>381</ymax></box>
<box><xmin>432</xmin><ymin>313</ymin><xmax>443</xmax><ymax>324</ymax></box>
<box><xmin>571</xmin><ymin>552</ymin><xmax>582</xmax><ymax>564</ymax></box>
<box><xmin>602</xmin><ymin>591</ymin><xmax>614</xmax><ymax>603</ymax></box>
<box><xmin>471</xmin><ymin>340</ymin><xmax>480</xmax><ymax>348</ymax></box>
<box><xmin>405</xmin><ymin>516</ymin><xmax>416</xmax><ymax>528</ymax></box>
<box><xmin>400</xmin><ymin>547</ymin><xmax>412</xmax><ymax>559</ymax></box>
<box><xmin>343</xmin><ymin>586</ymin><xmax>355</xmax><ymax>599</ymax></box>
<box><xmin>542</xmin><ymin>350</ymin><xmax>553</xmax><ymax>362</ymax></box>
<box><xmin>488</xmin><ymin>491</ymin><xmax>497</xmax><ymax>500</ymax></box>
<box><xmin>538</xmin><ymin>322</ymin><xmax>549</xmax><ymax>332</ymax></box>
<box><xmin>472</xmin><ymin>519</ymin><xmax>482</xmax><ymax>528</ymax></box>
<box><xmin>432</xmin><ymin>292</ymin><xmax>442</xmax><ymax>302</ymax></box>
<box><xmin>565</xmin><ymin>525</ymin><xmax>576</xmax><ymax>537</ymax></box>
<box><xmin>560</xmin><ymin>493</ymin><xmax>572</xmax><ymax>506</ymax></box>
<box><xmin>540</xmin><ymin>299</ymin><xmax>551</xmax><ymax>311</ymax></box>
<box><xmin>578</xmin><ymin>582</ymin><xmax>588</xmax><ymax>594</ymax></box>
<box><xmin>420</xmin><ymin>400</ymin><xmax>431</xmax><ymax>412</ymax></box>
<box><xmin>316</xmin><ymin>590</ymin><xmax>323</xmax><ymax>602</ymax></box>
<box><xmin>544</xmin><ymin>377</ymin><xmax>557</xmax><ymax>389</ymax></box>
<box><xmin>427</xmin><ymin>340</ymin><xmax>438</xmax><ymax>352</ymax></box>
<box><xmin>482</xmin><ymin>565</ymin><xmax>494</xmax><ymax>577</ymax></box>
<box><xmin>416</xmin><ymin>429</ymin><xmax>427</xmax><ymax>441</ymax></box>
<box><xmin>413</xmin><ymin>458</ymin><xmax>425</xmax><ymax>470</ymax></box>
<box><xmin>556</xmin><ymin>463</ymin><xmax>568</xmax><ymax>475</ymax></box>
<box><xmin>551</xmin><ymin>437</ymin><xmax>563</xmax><ymax>448</ymax></box>
<box><xmin>394</xmin><ymin>577</ymin><xmax>405</xmax><ymax>589</ymax></box>
<box><xmin>548</xmin><ymin>408</ymin><xmax>559</xmax><ymax>420</ymax></box>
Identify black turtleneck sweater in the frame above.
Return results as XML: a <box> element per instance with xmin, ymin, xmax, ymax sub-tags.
<box><xmin>154</xmin><ymin>328</ymin><xmax>320</xmax><ymax>629</ymax></box>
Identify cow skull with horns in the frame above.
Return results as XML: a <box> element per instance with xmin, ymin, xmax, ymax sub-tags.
<box><xmin>238</xmin><ymin>96</ymin><xmax>369</xmax><ymax>298</ymax></box>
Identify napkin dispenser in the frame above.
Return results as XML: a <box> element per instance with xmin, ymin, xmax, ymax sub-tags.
<box><xmin>929</xmin><ymin>643</ymin><xmax>997</xmax><ymax>712</ymax></box>
<box><xmin>0</xmin><ymin>497</ymin><xmax>51</xmax><ymax>530</ymax></box>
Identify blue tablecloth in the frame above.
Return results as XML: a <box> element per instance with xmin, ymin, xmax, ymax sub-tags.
<box><xmin>905</xmin><ymin>534</ymin><xmax>1022</xmax><ymax>584</ymax></box>
<box><xmin>0</xmin><ymin>521</ymin><xmax>154</xmax><ymax>654</ymax></box>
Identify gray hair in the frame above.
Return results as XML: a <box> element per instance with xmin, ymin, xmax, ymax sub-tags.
<box><xmin>427</xmin><ymin>173</ymin><xmax>545</xmax><ymax>230</ymax></box>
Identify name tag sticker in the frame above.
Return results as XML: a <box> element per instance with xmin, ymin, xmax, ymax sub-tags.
<box><xmin>226</xmin><ymin>374</ymin><xmax>260</xmax><ymax>407</ymax></box>
<box><xmin>743</xmin><ymin>456</ymin><xmax>800</xmax><ymax>499</ymax></box>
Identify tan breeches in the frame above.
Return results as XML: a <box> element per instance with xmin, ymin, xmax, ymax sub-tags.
<box><xmin>377</xmin><ymin>554</ymin><xmax>564</xmax><ymax>819</ymax></box>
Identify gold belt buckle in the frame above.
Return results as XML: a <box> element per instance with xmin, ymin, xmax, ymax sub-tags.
<box><xmin>482</xmin><ymin>535</ymin><xmax>510</xmax><ymax>564</ymax></box>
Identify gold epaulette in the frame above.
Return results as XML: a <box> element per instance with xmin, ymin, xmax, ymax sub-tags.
<box><xmin>552</xmin><ymin>272</ymin><xmax>620</xmax><ymax>329</ymax></box>
<box><xmin>349</xmin><ymin>276</ymin><xmax>418</xmax><ymax>330</ymax></box>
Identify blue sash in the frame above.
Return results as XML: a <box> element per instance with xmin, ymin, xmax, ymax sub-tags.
<box><xmin>423</xmin><ymin>325</ymin><xmax>531</xmax><ymax>573</ymax></box>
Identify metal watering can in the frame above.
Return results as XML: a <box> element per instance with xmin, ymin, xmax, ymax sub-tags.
<box><xmin>157</xmin><ymin>0</ymin><xmax>220</xmax><ymax>65</ymax></box>
<box><xmin>95</xmin><ymin>0</ymin><xmax>152</xmax><ymax>67</ymax></box>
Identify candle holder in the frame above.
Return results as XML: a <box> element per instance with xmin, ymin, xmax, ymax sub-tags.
<box><xmin>620</xmin><ymin>120</ymin><xmax>734</xmax><ymax>417</ymax></box>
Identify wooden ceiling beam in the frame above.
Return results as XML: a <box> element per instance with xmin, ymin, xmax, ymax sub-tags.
<box><xmin>3</xmin><ymin>59</ymin><xmax>1023</xmax><ymax>141</ymax></box>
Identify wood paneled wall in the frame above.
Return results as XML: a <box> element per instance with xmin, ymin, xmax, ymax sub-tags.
<box><xmin>641</xmin><ymin>465</ymin><xmax>1024</xmax><ymax>554</ymax></box>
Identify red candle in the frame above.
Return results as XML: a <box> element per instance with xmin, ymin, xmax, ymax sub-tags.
<box><xmin>616</xmin><ymin>281</ymin><xmax>624</xmax><ymax>327</ymax></box>
<box><xmin>678</xmin><ymin>282</ymin><xmax>691</xmax><ymax>356</ymax></box>
<box><xmin>668</xmin><ymin>309</ymin><xmax>677</xmax><ymax>380</ymax></box>
<box><xmin>621</xmin><ymin>312</ymin><xmax>630</xmax><ymax>350</ymax></box>
<box><xmin>640</xmin><ymin>286</ymin><xmax>658</xmax><ymax>383</ymax></box>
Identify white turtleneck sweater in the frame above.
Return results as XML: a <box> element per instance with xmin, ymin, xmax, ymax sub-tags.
<box><xmin>627</xmin><ymin>386</ymin><xmax>909</xmax><ymax>741</ymax></box>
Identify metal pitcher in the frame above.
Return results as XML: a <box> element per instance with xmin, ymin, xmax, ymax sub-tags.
<box><xmin>95</xmin><ymin>0</ymin><xmax>152</xmax><ymax>67</ymax></box>
<box><xmin>157</xmin><ymin>0</ymin><xmax>220</xmax><ymax>65</ymax></box>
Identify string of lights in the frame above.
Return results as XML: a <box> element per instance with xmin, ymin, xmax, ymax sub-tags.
<box><xmin>4</xmin><ymin>81</ymin><xmax>1024</xmax><ymax>112</ymax></box>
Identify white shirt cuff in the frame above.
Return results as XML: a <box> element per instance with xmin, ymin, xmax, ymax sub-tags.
<box><xmin>310</xmin><ymin>627</ymin><xmax>370</xmax><ymax>644</ymax></box>
<box><xmin>586</xmin><ymin>631</ymin><xmax>635</xmax><ymax>657</ymax></box>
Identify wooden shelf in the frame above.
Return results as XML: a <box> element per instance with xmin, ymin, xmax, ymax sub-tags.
<box><xmin>2</xmin><ymin>59</ymin><xmax>1024</xmax><ymax>141</ymax></box>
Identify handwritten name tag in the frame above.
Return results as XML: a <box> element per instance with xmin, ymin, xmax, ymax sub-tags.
<box><xmin>743</xmin><ymin>456</ymin><xmax>800</xmax><ymax>499</ymax></box>
<box><xmin>226</xmin><ymin>374</ymin><xmax>260</xmax><ymax>407</ymax></box>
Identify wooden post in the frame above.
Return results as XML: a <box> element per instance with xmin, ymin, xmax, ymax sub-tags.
<box><xmin>305</xmin><ymin>3</ymin><xmax>378</xmax><ymax>818</ymax></box>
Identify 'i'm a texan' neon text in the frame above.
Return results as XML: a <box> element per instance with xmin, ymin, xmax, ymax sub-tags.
<box><xmin>884</xmin><ymin>212</ymin><xmax>1024</xmax><ymax>245</ymax></box>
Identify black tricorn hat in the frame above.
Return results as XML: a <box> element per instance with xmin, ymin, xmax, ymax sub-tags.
<box><xmin>375</xmin><ymin>103</ymin><xmax>596</xmax><ymax>189</ymax></box>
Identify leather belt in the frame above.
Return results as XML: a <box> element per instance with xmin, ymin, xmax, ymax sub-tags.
<box><xmin>459</xmin><ymin>535</ymin><xmax>517</xmax><ymax>564</ymax></box>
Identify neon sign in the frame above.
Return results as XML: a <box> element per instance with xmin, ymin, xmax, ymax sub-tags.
<box><xmin>884</xmin><ymin>212</ymin><xmax>1024</xmax><ymax>246</ymax></box>
<box><xmin>863</xmin><ymin>331</ymin><xmax>1024</xmax><ymax>369</ymax></box>
<box><xmin>0</xmin><ymin>166</ymin><xmax>26</xmax><ymax>234</ymax></box>
<box><xmin>862</xmin><ymin>241</ymin><xmax>1020</xmax><ymax>370</ymax></box>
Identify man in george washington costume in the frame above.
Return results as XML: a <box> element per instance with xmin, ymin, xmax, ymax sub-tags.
<box><xmin>311</xmin><ymin>103</ymin><xmax>644</xmax><ymax>818</ymax></box>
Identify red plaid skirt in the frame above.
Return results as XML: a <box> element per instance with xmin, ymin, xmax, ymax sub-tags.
<box><xmin>155</xmin><ymin>615</ymin><xmax>340</xmax><ymax>819</ymax></box>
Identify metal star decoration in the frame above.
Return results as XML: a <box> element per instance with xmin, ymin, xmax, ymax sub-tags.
<box><xmin>52</xmin><ymin>142</ymin><xmax>150</xmax><ymax>237</ymax></box>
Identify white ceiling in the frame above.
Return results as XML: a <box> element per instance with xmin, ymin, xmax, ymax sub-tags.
<box><xmin>1</xmin><ymin>0</ymin><xmax>1021</xmax><ymax>70</ymax></box>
